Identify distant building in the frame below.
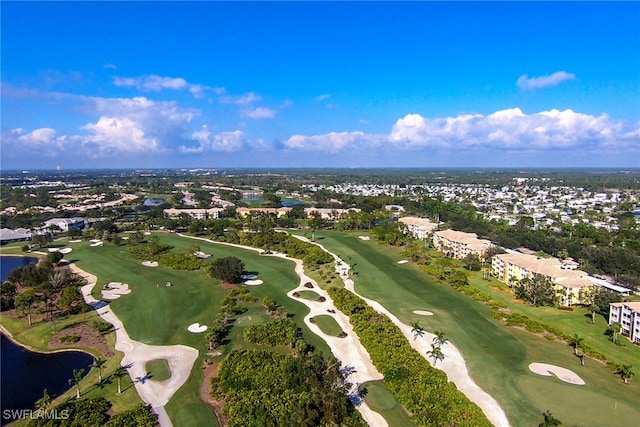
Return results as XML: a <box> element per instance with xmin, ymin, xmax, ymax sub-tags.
<box><xmin>163</xmin><ymin>208</ymin><xmax>224</xmax><ymax>220</ymax></box>
<box><xmin>433</xmin><ymin>229</ymin><xmax>493</xmax><ymax>260</ymax></box>
<box><xmin>44</xmin><ymin>217</ymin><xmax>85</xmax><ymax>232</ymax></box>
<box><xmin>236</xmin><ymin>207</ymin><xmax>292</xmax><ymax>218</ymax></box>
<box><xmin>303</xmin><ymin>207</ymin><xmax>361</xmax><ymax>220</ymax></box>
<box><xmin>0</xmin><ymin>228</ymin><xmax>32</xmax><ymax>244</ymax></box>
<box><xmin>398</xmin><ymin>217</ymin><xmax>438</xmax><ymax>240</ymax></box>
<box><xmin>609</xmin><ymin>302</ymin><xmax>640</xmax><ymax>344</ymax></box>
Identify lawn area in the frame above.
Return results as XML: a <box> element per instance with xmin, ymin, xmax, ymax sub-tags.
<box><xmin>305</xmin><ymin>230</ymin><xmax>640</xmax><ymax>427</ymax></box>
<box><xmin>295</xmin><ymin>290</ymin><xmax>323</xmax><ymax>300</ymax></box>
<box><xmin>54</xmin><ymin>232</ymin><xmax>334</xmax><ymax>425</ymax></box>
<box><xmin>360</xmin><ymin>381</ymin><xmax>416</xmax><ymax>427</ymax></box>
<box><xmin>146</xmin><ymin>358</ymin><xmax>171</xmax><ymax>382</ymax></box>
<box><xmin>311</xmin><ymin>315</ymin><xmax>343</xmax><ymax>336</ymax></box>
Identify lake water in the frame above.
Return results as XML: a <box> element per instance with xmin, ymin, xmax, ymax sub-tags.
<box><xmin>0</xmin><ymin>256</ymin><xmax>93</xmax><ymax>423</ymax></box>
<box><xmin>0</xmin><ymin>255</ymin><xmax>38</xmax><ymax>281</ymax></box>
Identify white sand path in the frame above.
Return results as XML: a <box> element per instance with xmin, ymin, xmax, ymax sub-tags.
<box><xmin>70</xmin><ymin>264</ymin><xmax>198</xmax><ymax>427</ymax></box>
<box><xmin>293</xmin><ymin>235</ymin><xmax>511</xmax><ymax>427</ymax></box>
<box><xmin>176</xmin><ymin>233</ymin><xmax>388</xmax><ymax>427</ymax></box>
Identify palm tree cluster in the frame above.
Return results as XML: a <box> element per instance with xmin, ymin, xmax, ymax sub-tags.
<box><xmin>427</xmin><ymin>330</ymin><xmax>448</xmax><ymax>365</ymax></box>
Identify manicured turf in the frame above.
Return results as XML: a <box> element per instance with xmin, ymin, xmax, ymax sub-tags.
<box><xmin>61</xmin><ymin>232</ymin><xmax>334</xmax><ymax>425</ymax></box>
<box><xmin>305</xmin><ymin>230</ymin><xmax>640</xmax><ymax>427</ymax></box>
<box><xmin>296</xmin><ymin>290</ymin><xmax>323</xmax><ymax>300</ymax></box>
<box><xmin>312</xmin><ymin>315</ymin><xmax>343</xmax><ymax>336</ymax></box>
<box><xmin>360</xmin><ymin>381</ymin><xmax>416</xmax><ymax>427</ymax></box>
<box><xmin>146</xmin><ymin>358</ymin><xmax>171</xmax><ymax>382</ymax></box>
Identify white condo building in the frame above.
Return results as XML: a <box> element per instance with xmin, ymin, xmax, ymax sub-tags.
<box><xmin>609</xmin><ymin>302</ymin><xmax>640</xmax><ymax>344</ymax></box>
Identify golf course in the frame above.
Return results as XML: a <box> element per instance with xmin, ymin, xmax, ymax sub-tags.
<box><xmin>2</xmin><ymin>229</ymin><xmax>639</xmax><ymax>427</ymax></box>
<box><xmin>300</xmin><ymin>230</ymin><xmax>640</xmax><ymax>427</ymax></box>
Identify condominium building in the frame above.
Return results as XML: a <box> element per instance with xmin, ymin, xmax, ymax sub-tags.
<box><xmin>432</xmin><ymin>229</ymin><xmax>492</xmax><ymax>260</ymax></box>
<box><xmin>304</xmin><ymin>207</ymin><xmax>361</xmax><ymax>220</ymax></box>
<box><xmin>609</xmin><ymin>302</ymin><xmax>640</xmax><ymax>344</ymax></box>
<box><xmin>236</xmin><ymin>207</ymin><xmax>292</xmax><ymax>218</ymax></box>
<box><xmin>492</xmin><ymin>252</ymin><xmax>594</xmax><ymax>306</ymax></box>
<box><xmin>398</xmin><ymin>216</ymin><xmax>438</xmax><ymax>240</ymax></box>
<box><xmin>163</xmin><ymin>208</ymin><xmax>224</xmax><ymax>220</ymax></box>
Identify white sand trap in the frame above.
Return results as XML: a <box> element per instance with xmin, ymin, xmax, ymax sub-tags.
<box><xmin>187</xmin><ymin>323</ymin><xmax>208</xmax><ymax>333</ymax></box>
<box><xmin>121</xmin><ymin>236</ymin><xmax>129</xmax><ymax>240</ymax></box>
<box><xmin>89</xmin><ymin>239</ymin><xmax>101</xmax><ymax>243</ymax></box>
<box><xmin>240</xmin><ymin>274</ymin><xmax>258</xmax><ymax>280</ymax></box>
<box><xmin>359</xmin><ymin>236</ymin><xmax>370</xmax><ymax>240</ymax></box>
<box><xmin>413</xmin><ymin>310</ymin><xmax>434</xmax><ymax>316</ymax></box>
<box><xmin>47</xmin><ymin>248</ymin><xmax>60</xmax><ymax>252</ymax></box>
<box><xmin>397</xmin><ymin>260</ymin><xmax>409</xmax><ymax>264</ymax></box>
<box><xmin>245</xmin><ymin>279</ymin><xmax>263</xmax><ymax>286</ymax></box>
<box><xmin>102</xmin><ymin>282</ymin><xmax>131</xmax><ymax>300</ymax></box>
<box><xmin>194</xmin><ymin>251</ymin><xmax>211</xmax><ymax>259</ymax></box>
<box><xmin>529</xmin><ymin>363</ymin><xmax>585</xmax><ymax>385</ymax></box>
<box><xmin>59</xmin><ymin>247</ymin><xmax>72</xmax><ymax>254</ymax></box>
<box><xmin>90</xmin><ymin>241</ymin><xmax>103</xmax><ymax>247</ymax></box>
<box><xmin>69</xmin><ymin>240</ymin><xmax>82</xmax><ymax>243</ymax></box>
<box><xmin>144</xmin><ymin>231</ymin><xmax>151</xmax><ymax>235</ymax></box>
<box><xmin>142</xmin><ymin>261</ymin><xmax>159</xmax><ymax>267</ymax></box>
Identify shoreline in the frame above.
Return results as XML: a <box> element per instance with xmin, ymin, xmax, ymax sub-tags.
<box><xmin>0</xmin><ymin>322</ymin><xmax>97</xmax><ymax>357</ymax></box>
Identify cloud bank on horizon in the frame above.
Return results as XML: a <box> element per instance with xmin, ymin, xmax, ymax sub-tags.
<box><xmin>1</xmin><ymin>1</ymin><xmax>638</xmax><ymax>169</ymax></box>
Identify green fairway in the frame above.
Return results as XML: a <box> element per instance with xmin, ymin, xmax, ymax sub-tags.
<box><xmin>296</xmin><ymin>290</ymin><xmax>323</xmax><ymax>300</ymax></box>
<box><xmin>361</xmin><ymin>381</ymin><xmax>416</xmax><ymax>427</ymax></box>
<box><xmin>312</xmin><ymin>315</ymin><xmax>343</xmax><ymax>336</ymax></box>
<box><xmin>146</xmin><ymin>358</ymin><xmax>171</xmax><ymax>382</ymax></box>
<box><xmin>60</xmin><ymin>232</ymin><xmax>334</xmax><ymax>425</ymax></box>
<box><xmin>304</xmin><ymin>230</ymin><xmax>640</xmax><ymax>427</ymax></box>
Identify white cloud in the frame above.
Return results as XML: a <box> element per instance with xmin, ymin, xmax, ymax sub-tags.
<box><xmin>285</xmin><ymin>131</ymin><xmax>377</xmax><ymax>153</ymax></box>
<box><xmin>113</xmin><ymin>74</ymin><xmax>217</xmax><ymax>98</ymax></box>
<box><xmin>180</xmin><ymin>127</ymin><xmax>246</xmax><ymax>153</ymax></box>
<box><xmin>240</xmin><ymin>107</ymin><xmax>276</xmax><ymax>119</ymax></box>
<box><xmin>1</xmin><ymin>127</ymin><xmax>68</xmax><ymax>157</ymax></box>
<box><xmin>82</xmin><ymin>116</ymin><xmax>159</xmax><ymax>155</ymax></box>
<box><xmin>316</xmin><ymin>94</ymin><xmax>330</xmax><ymax>101</ymax></box>
<box><xmin>219</xmin><ymin>92</ymin><xmax>261</xmax><ymax>105</ymax></box>
<box><xmin>103</xmin><ymin>63</ymin><xmax>118</xmax><ymax>70</ymax></box>
<box><xmin>286</xmin><ymin>108</ymin><xmax>638</xmax><ymax>154</ymax></box>
<box><xmin>517</xmin><ymin>71</ymin><xmax>576</xmax><ymax>90</ymax></box>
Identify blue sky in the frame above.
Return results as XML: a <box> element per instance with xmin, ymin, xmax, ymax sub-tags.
<box><xmin>2</xmin><ymin>1</ymin><xmax>639</xmax><ymax>170</ymax></box>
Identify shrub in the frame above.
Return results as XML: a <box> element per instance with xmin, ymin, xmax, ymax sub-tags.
<box><xmin>60</xmin><ymin>335</ymin><xmax>81</xmax><ymax>343</ymax></box>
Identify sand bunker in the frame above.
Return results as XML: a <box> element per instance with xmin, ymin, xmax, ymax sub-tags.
<box><xmin>240</xmin><ymin>274</ymin><xmax>258</xmax><ymax>280</ymax></box>
<box><xmin>59</xmin><ymin>247</ymin><xmax>72</xmax><ymax>254</ymax></box>
<box><xmin>142</xmin><ymin>261</ymin><xmax>159</xmax><ymax>267</ymax></box>
<box><xmin>47</xmin><ymin>248</ymin><xmax>59</xmax><ymax>252</ymax></box>
<box><xmin>194</xmin><ymin>251</ymin><xmax>211</xmax><ymax>259</ymax></box>
<box><xmin>101</xmin><ymin>282</ymin><xmax>131</xmax><ymax>300</ymax></box>
<box><xmin>90</xmin><ymin>241</ymin><xmax>103</xmax><ymax>247</ymax></box>
<box><xmin>187</xmin><ymin>323</ymin><xmax>208</xmax><ymax>333</ymax></box>
<box><xmin>245</xmin><ymin>280</ymin><xmax>263</xmax><ymax>286</ymax></box>
<box><xmin>69</xmin><ymin>240</ymin><xmax>82</xmax><ymax>243</ymax></box>
<box><xmin>529</xmin><ymin>363</ymin><xmax>585</xmax><ymax>385</ymax></box>
<box><xmin>413</xmin><ymin>310</ymin><xmax>434</xmax><ymax>316</ymax></box>
<box><xmin>144</xmin><ymin>231</ymin><xmax>151</xmax><ymax>235</ymax></box>
<box><xmin>359</xmin><ymin>236</ymin><xmax>370</xmax><ymax>240</ymax></box>
<box><xmin>397</xmin><ymin>260</ymin><xmax>409</xmax><ymax>264</ymax></box>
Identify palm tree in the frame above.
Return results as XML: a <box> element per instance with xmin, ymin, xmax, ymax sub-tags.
<box><xmin>90</xmin><ymin>356</ymin><xmax>106</xmax><ymax>381</ymax></box>
<box><xmin>410</xmin><ymin>321</ymin><xmax>425</xmax><ymax>340</ymax></box>
<box><xmin>35</xmin><ymin>389</ymin><xmax>51</xmax><ymax>410</ymax></box>
<box><xmin>538</xmin><ymin>410</ymin><xmax>562</xmax><ymax>426</ymax></box>
<box><xmin>112</xmin><ymin>366</ymin><xmax>128</xmax><ymax>394</ymax></box>
<box><xmin>432</xmin><ymin>330</ymin><xmax>448</xmax><ymax>347</ymax></box>
<box><xmin>570</xmin><ymin>333</ymin><xmax>584</xmax><ymax>356</ymax></box>
<box><xmin>588</xmin><ymin>304</ymin><xmax>599</xmax><ymax>324</ymax></box>
<box><xmin>427</xmin><ymin>344</ymin><xmax>445</xmax><ymax>366</ymax></box>
<box><xmin>610</xmin><ymin>322</ymin><xmax>622</xmax><ymax>344</ymax></box>
<box><xmin>69</xmin><ymin>369</ymin><xmax>85</xmax><ymax>399</ymax></box>
<box><xmin>616</xmin><ymin>365</ymin><xmax>635</xmax><ymax>384</ymax></box>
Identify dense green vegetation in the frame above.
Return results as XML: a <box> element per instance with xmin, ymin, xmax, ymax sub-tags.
<box><xmin>211</xmin><ymin>348</ymin><xmax>365</xmax><ymax>427</ymax></box>
<box><xmin>328</xmin><ymin>286</ymin><xmax>491</xmax><ymax>427</ymax></box>
<box><xmin>243</xmin><ymin>318</ymin><xmax>300</xmax><ymax>346</ymax></box>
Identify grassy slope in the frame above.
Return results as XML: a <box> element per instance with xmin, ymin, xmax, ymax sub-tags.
<box><xmin>308</xmin><ymin>230</ymin><xmax>640</xmax><ymax>427</ymax></box>
<box><xmin>361</xmin><ymin>381</ymin><xmax>417</xmax><ymax>427</ymax></box>
<box><xmin>65</xmin><ymin>233</ymin><xmax>334</xmax><ymax>425</ymax></box>
<box><xmin>312</xmin><ymin>315</ymin><xmax>343</xmax><ymax>336</ymax></box>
